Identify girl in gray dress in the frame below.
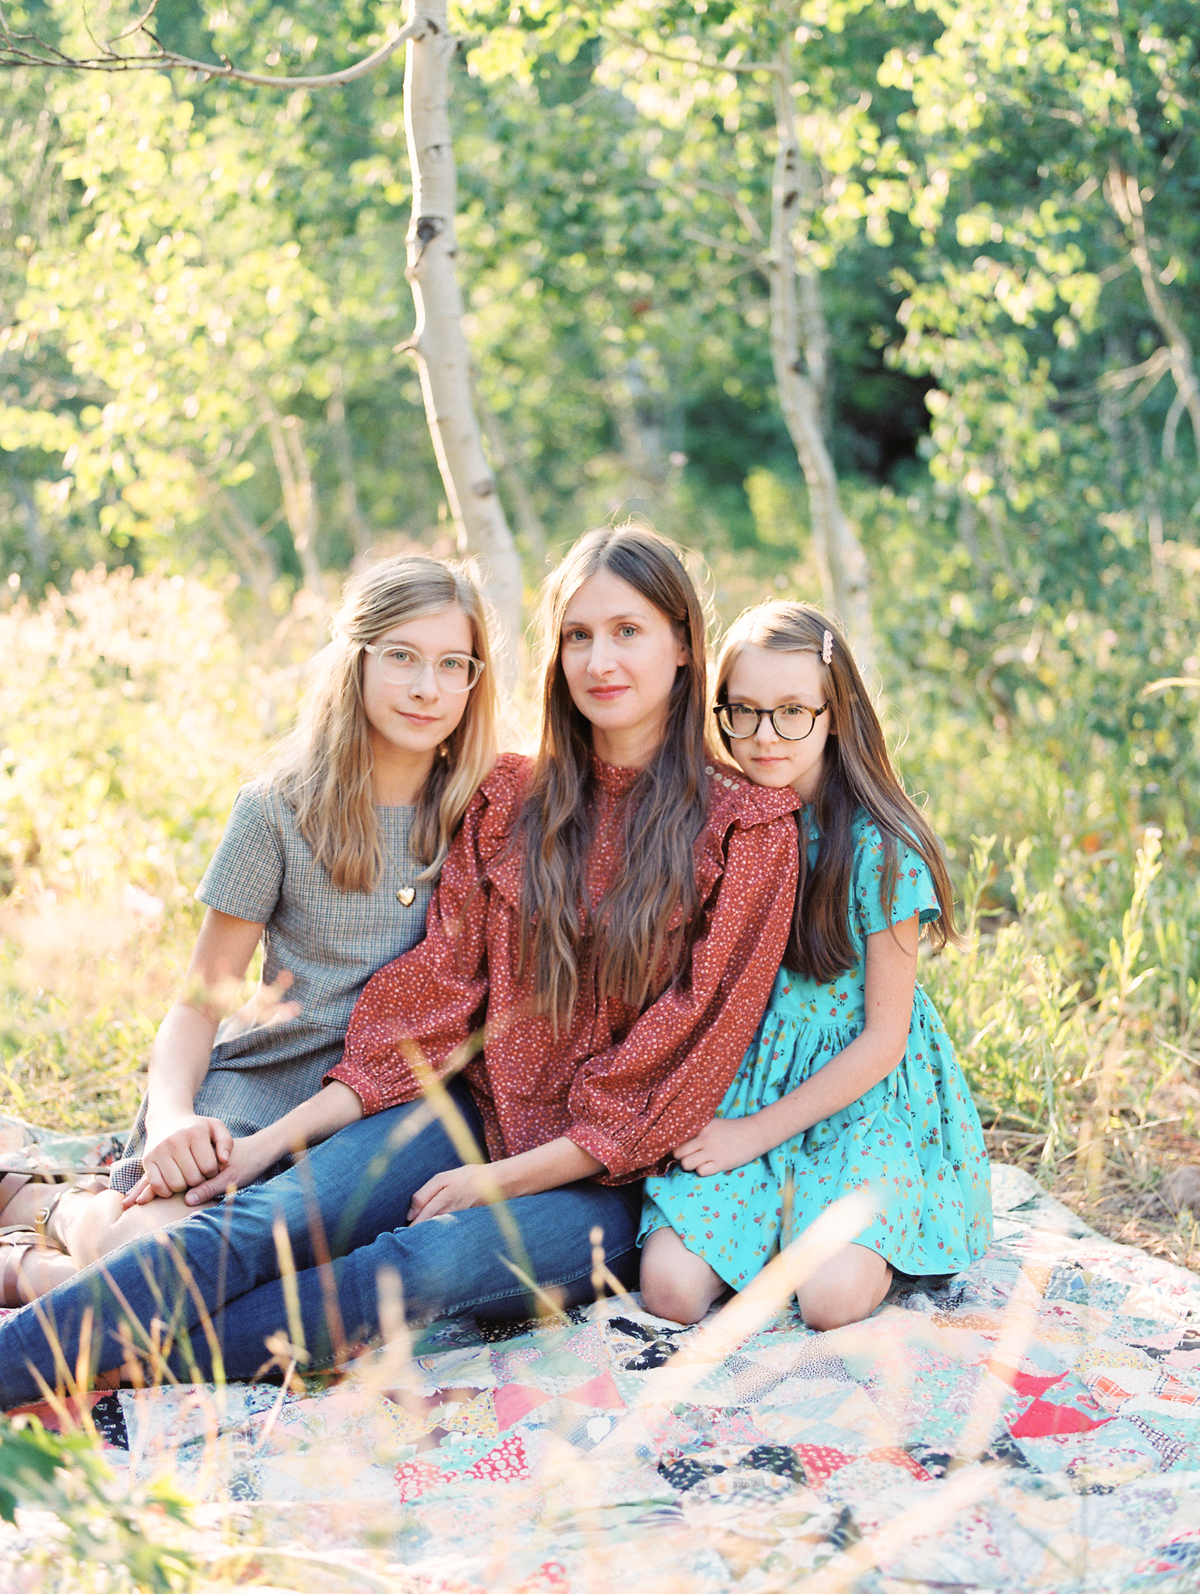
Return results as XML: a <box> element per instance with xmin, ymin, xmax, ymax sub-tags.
<box><xmin>0</xmin><ymin>554</ymin><xmax>499</xmax><ymax>1302</ymax></box>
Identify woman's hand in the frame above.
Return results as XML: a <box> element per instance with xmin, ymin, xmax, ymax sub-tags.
<box><xmin>408</xmin><ymin>1163</ymin><xmax>503</xmax><ymax>1223</ymax></box>
<box><xmin>126</xmin><ymin>1115</ymin><xmax>235</xmax><ymax>1205</ymax></box>
<box><xmin>673</xmin><ymin>1115</ymin><xmax>768</xmax><ymax>1177</ymax></box>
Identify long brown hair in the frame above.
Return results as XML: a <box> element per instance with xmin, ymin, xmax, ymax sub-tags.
<box><xmin>517</xmin><ymin>523</ymin><xmax>710</xmax><ymax>1031</ymax></box>
<box><xmin>269</xmin><ymin>555</ymin><xmax>498</xmax><ymax>891</ymax></box>
<box><xmin>713</xmin><ymin>601</ymin><xmax>958</xmax><ymax>982</ymax></box>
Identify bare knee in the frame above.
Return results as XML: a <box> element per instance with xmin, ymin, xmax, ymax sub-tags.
<box><xmin>794</xmin><ymin>1245</ymin><xmax>892</xmax><ymax>1332</ymax></box>
<box><xmin>639</xmin><ymin>1227</ymin><xmax>726</xmax><ymax>1325</ymax></box>
<box><xmin>796</xmin><ymin>1291</ymin><xmax>874</xmax><ymax>1332</ymax></box>
<box><xmin>640</xmin><ymin>1271</ymin><xmax>712</xmax><ymax>1325</ymax></box>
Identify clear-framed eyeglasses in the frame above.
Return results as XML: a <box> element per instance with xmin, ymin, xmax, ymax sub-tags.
<box><xmin>714</xmin><ymin>701</ymin><xmax>830</xmax><ymax>741</ymax></box>
<box><xmin>363</xmin><ymin>643</ymin><xmax>485</xmax><ymax>692</ymax></box>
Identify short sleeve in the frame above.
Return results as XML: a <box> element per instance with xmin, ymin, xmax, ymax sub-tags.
<box><xmin>195</xmin><ymin>784</ymin><xmax>284</xmax><ymax>925</ymax></box>
<box><xmin>852</xmin><ymin>819</ymin><xmax>941</xmax><ymax>939</ymax></box>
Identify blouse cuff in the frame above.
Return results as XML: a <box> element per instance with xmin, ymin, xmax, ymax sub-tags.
<box><xmin>567</xmin><ymin>1121</ymin><xmax>622</xmax><ymax>1174</ymax></box>
<box><xmin>568</xmin><ymin>1121</ymin><xmax>647</xmax><ymax>1182</ymax></box>
<box><xmin>325</xmin><ymin>1060</ymin><xmax>384</xmax><ymax>1117</ymax></box>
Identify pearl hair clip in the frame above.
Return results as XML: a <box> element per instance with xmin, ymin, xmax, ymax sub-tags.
<box><xmin>821</xmin><ymin>630</ymin><xmax>833</xmax><ymax>665</ymax></box>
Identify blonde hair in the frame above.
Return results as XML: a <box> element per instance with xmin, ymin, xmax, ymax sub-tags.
<box><xmin>517</xmin><ymin>523</ymin><xmax>711</xmax><ymax>1032</ymax></box>
<box><xmin>269</xmin><ymin>555</ymin><xmax>498</xmax><ymax>891</ymax></box>
<box><xmin>714</xmin><ymin>600</ymin><xmax>958</xmax><ymax>980</ymax></box>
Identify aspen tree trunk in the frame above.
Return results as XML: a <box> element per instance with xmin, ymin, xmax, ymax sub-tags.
<box><xmin>258</xmin><ymin>395</ymin><xmax>327</xmax><ymax>599</ymax></box>
<box><xmin>327</xmin><ymin>367</ymin><xmax>372</xmax><ymax>556</ymax></box>
<box><xmin>1104</xmin><ymin>162</ymin><xmax>1200</xmax><ymax>467</ymax></box>
<box><xmin>479</xmin><ymin>400</ymin><xmax>548</xmax><ymax>567</ymax></box>
<box><xmin>403</xmin><ymin>0</ymin><xmax>523</xmax><ymax>663</ymax></box>
<box><xmin>601</xmin><ymin>350</ymin><xmax>669</xmax><ymax>518</ymax></box>
<box><xmin>767</xmin><ymin>45</ymin><xmax>877</xmax><ymax>679</ymax></box>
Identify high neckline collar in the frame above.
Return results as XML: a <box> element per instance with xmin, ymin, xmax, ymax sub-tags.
<box><xmin>590</xmin><ymin>753</ymin><xmax>643</xmax><ymax>795</ymax></box>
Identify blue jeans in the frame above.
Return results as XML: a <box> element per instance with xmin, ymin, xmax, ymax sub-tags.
<box><xmin>0</xmin><ymin>1081</ymin><xmax>643</xmax><ymax>1407</ymax></box>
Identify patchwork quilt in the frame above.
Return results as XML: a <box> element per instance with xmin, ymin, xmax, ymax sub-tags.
<box><xmin>4</xmin><ymin>1163</ymin><xmax>1200</xmax><ymax>1592</ymax></box>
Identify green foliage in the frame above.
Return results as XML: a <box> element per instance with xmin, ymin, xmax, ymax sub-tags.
<box><xmin>855</xmin><ymin>475</ymin><xmax>1200</xmax><ymax>1167</ymax></box>
<box><xmin>0</xmin><ymin>567</ymin><xmax>272</xmax><ymax>901</ymax></box>
<box><xmin>0</xmin><ymin>567</ymin><xmax>303</xmax><ymax>1129</ymax></box>
<box><xmin>0</xmin><ymin>1416</ymin><xmax>193</xmax><ymax>1590</ymax></box>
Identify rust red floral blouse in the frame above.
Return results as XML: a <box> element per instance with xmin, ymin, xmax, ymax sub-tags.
<box><xmin>329</xmin><ymin>752</ymin><xmax>799</xmax><ymax>1183</ymax></box>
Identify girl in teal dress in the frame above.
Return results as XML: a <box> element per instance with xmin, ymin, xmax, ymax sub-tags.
<box><xmin>639</xmin><ymin>602</ymin><xmax>991</xmax><ymax>1331</ymax></box>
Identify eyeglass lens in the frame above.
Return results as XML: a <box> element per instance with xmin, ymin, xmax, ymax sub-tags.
<box><xmin>718</xmin><ymin>703</ymin><xmax>818</xmax><ymax>740</ymax></box>
<box><xmin>372</xmin><ymin>647</ymin><xmax>482</xmax><ymax>690</ymax></box>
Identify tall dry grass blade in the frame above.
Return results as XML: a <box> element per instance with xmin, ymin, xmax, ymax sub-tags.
<box><xmin>1081</xmin><ymin>828</ymin><xmax>1162</xmax><ymax>1206</ymax></box>
<box><xmin>272</xmin><ymin>1210</ymin><xmax>307</xmax><ymax>1367</ymax></box>
<box><xmin>400</xmin><ymin>1039</ymin><xmax>543</xmax><ymax>1309</ymax></box>
<box><xmin>590</xmin><ymin>1224</ymin><xmax>632</xmax><ymax>1303</ymax></box>
<box><xmin>293</xmin><ymin>1150</ymin><xmax>349</xmax><ymax>1368</ymax></box>
<box><xmin>952</xmin><ymin>1275</ymin><xmax>1039</xmax><ymax>1461</ymax></box>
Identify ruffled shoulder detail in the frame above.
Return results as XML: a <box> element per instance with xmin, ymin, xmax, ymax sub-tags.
<box><xmin>474</xmin><ymin>751</ymin><xmax>531</xmax><ymax>902</ymax></box>
<box><xmin>473</xmin><ymin>751</ymin><xmax>531</xmax><ymax>860</ymax></box>
<box><xmin>693</xmin><ymin>764</ymin><xmax>800</xmax><ymax>910</ymax></box>
<box><xmin>704</xmin><ymin>763</ymin><xmax>800</xmax><ymax>830</ymax></box>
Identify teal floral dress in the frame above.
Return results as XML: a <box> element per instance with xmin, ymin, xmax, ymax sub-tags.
<box><xmin>640</xmin><ymin>811</ymin><xmax>992</xmax><ymax>1290</ymax></box>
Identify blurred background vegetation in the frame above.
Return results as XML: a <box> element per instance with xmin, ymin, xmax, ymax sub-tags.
<box><xmin>1</xmin><ymin>0</ymin><xmax>1198</xmax><ymax>1265</ymax></box>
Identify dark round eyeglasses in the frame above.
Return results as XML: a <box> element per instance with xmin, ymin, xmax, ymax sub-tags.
<box><xmin>714</xmin><ymin>701</ymin><xmax>830</xmax><ymax>741</ymax></box>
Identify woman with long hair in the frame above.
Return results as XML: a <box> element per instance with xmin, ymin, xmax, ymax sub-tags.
<box><xmin>0</xmin><ymin>554</ymin><xmax>497</xmax><ymax>1304</ymax></box>
<box><xmin>0</xmin><ymin>525</ymin><xmax>799</xmax><ymax>1402</ymax></box>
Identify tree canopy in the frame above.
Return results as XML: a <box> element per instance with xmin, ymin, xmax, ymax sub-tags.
<box><xmin>1</xmin><ymin>0</ymin><xmax>1196</xmax><ymax>680</ymax></box>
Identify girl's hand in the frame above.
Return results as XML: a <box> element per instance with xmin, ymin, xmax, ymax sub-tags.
<box><xmin>127</xmin><ymin>1115</ymin><xmax>235</xmax><ymax>1205</ymax></box>
<box><xmin>673</xmin><ymin>1115</ymin><xmax>767</xmax><ymax>1177</ymax></box>
<box><xmin>181</xmin><ymin>1132</ymin><xmax>281</xmax><ymax>1206</ymax></box>
<box><xmin>408</xmin><ymin>1164</ymin><xmax>502</xmax><ymax>1224</ymax></box>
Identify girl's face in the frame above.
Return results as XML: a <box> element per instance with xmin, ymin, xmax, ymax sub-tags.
<box><xmin>722</xmin><ymin>645</ymin><xmax>832</xmax><ymax>804</ymax></box>
<box><xmin>362</xmin><ymin>604</ymin><xmax>475</xmax><ymax>781</ymax></box>
<box><xmin>559</xmin><ymin>567</ymin><xmax>689</xmax><ymax>767</ymax></box>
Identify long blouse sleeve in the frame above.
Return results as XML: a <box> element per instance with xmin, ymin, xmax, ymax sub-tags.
<box><xmin>327</xmin><ymin>754</ymin><xmax>527</xmax><ymax>1114</ymax></box>
<box><xmin>565</xmin><ymin>785</ymin><xmax>799</xmax><ymax>1180</ymax></box>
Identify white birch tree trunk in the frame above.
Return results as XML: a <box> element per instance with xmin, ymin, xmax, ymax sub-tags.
<box><xmin>403</xmin><ymin>0</ymin><xmax>523</xmax><ymax>666</ymax></box>
<box><xmin>257</xmin><ymin>394</ymin><xmax>327</xmax><ymax>599</ymax></box>
<box><xmin>1105</xmin><ymin>161</ymin><xmax>1200</xmax><ymax>466</ymax></box>
<box><xmin>768</xmin><ymin>46</ymin><xmax>878</xmax><ymax>681</ymax></box>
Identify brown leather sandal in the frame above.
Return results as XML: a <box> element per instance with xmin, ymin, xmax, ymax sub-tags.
<box><xmin>32</xmin><ymin>1183</ymin><xmax>83</xmax><ymax>1249</ymax></box>
<box><xmin>0</xmin><ymin>1227</ymin><xmax>54</xmax><ymax>1307</ymax></box>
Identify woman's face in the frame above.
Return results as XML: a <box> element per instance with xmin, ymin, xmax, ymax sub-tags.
<box><xmin>722</xmin><ymin>645</ymin><xmax>832</xmax><ymax>804</ymax></box>
<box><xmin>559</xmin><ymin>567</ymin><xmax>689</xmax><ymax>767</ymax></box>
<box><xmin>361</xmin><ymin>605</ymin><xmax>475</xmax><ymax>782</ymax></box>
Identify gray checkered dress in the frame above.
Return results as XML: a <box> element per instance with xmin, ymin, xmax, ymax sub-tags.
<box><xmin>109</xmin><ymin>783</ymin><xmax>434</xmax><ymax>1193</ymax></box>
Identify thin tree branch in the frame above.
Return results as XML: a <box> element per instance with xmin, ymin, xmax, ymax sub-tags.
<box><xmin>1056</xmin><ymin>345</ymin><xmax>1172</xmax><ymax>408</ymax></box>
<box><xmin>683</xmin><ymin>227</ymin><xmax>763</xmax><ymax>263</ymax></box>
<box><xmin>0</xmin><ymin>11</ymin><xmax>419</xmax><ymax>87</ymax></box>
<box><xmin>686</xmin><ymin>177</ymin><xmax>766</xmax><ymax>243</ymax></box>
<box><xmin>603</xmin><ymin>27</ymin><xmax>777</xmax><ymax>80</ymax></box>
<box><xmin>1099</xmin><ymin>346</ymin><xmax>1173</xmax><ymax>392</ymax></box>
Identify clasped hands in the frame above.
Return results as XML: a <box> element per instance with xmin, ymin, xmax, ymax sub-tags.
<box><xmin>122</xmin><ymin>1114</ymin><xmax>269</xmax><ymax>1208</ymax></box>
